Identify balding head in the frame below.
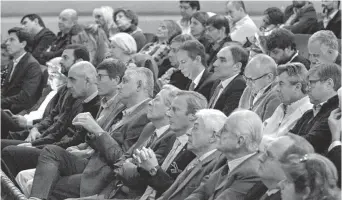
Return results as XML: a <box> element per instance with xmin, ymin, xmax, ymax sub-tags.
<box><xmin>244</xmin><ymin>54</ymin><xmax>277</xmax><ymax>94</ymax></box>
<box><xmin>225</xmin><ymin>1</ymin><xmax>247</xmax><ymax>24</ymax></box>
<box><xmin>58</xmin><ymin>9</ymin><xmax>78</xmax><ymax>33</ymax></box>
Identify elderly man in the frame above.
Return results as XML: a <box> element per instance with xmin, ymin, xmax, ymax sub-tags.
<box><xmin>291</xmin><ymin>63</ymin><xmax>341</xmax><ymax>154</ymax></box>
<box><xmin>308</xmin><ymin>30</ymin><xmax>341</xmax><ymax>67</ymax></box>
<box><xmin>28</xmin><ymin>67</ymin><xmax>153</xmax><ymax>200</ymax></box>
<box><xmin>177</xmin><ymin>40</ymin><xmax>215</xmax><ymax>101</ymax></box>
<box><xmin>209</xmin><ymin>45</ymin><xmax>247</xmax><ymax>116</ymax></box>
<box><xmin>40</xmin><ymin>9</ymin><xmax>78</xmax><ymax>64</ymax></box>
<box><xmin>185</xmin><ymin>109</ymin><xmax>263</xmax><ymax>200</ymax></box>
<box><xmin>245</xmin><ymin>133</ymin><xmax>315</xmax><ymax>200</ymax></box>
<box><xmin>263</xmin><ymin>62</ymin><xmax>312</xmax><ymax>137</ymax></box>
<box><xmin>157</xmin><ymin>109</ymin><xmax>226</xmax><ymax>200</ymax></box>
<box><xmin>239</xmin><ymin>54</ymin><xmax>281</xmax><ymax>121</ymax></box>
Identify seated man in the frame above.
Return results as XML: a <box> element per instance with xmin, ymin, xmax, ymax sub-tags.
<box><xmin>157</xmin><ymin>109</ymin><xmax>226</xmax><ymax>200</ymax></box>
<box><xmin>178</xmin><ymin>1</ymin><xmax>200</xmax><ymax>34</ymax></box>
<box><xmin>266</xmin><ymin>28</ymin><xmax>310</xmax><ymax>69</ymax></box>
<box><xmin>28</xmin><ymin>67</ymin><xmax>154</xmax><ymax>200</ymax></box>
<box><xmin>245</xmin><ymin>133</ymin><xmax>315</xmax><ymax>200</ymax></box>
<box><xmin>320</xmin><ymin>0</ymin><xmax>341</xmax><ymax>39</ymax></box>
<box><xmin>308</xmin><ymin>30</ymin><xmax>341</xmax><ymax>67</ymax></box>
<box><xmin>263</xmin><ymin>62</ymin><xmax>312</xmax><ymax>137</ymax></box>
<box><xmin>185</xmin><ymin>109</ymin><xmax>263</xmax><ymax>200</ymax></box>
<box><xmin>240</xmin><ymin>54</ymin><xmax>281</xmax><ymax>121</ymax></box>
<box><xmin>291</xmin><ymin>63</ymin><xmax>341</xmax><ymax>154</ymax></box>
<box><xmin>2</xmin><ymin>27</ymin><xmax>42</xmax><ymax>114</ymax></box>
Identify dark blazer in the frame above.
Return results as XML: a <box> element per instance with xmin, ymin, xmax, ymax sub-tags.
<box><xmin>244</xmin><ymin>181</ymin><xmax>281</xmax><ymax>200</ymax></box>
<box><xmin>211</xmin><ymin>74</ymin><xmax>246</xmax><ymax>117</ymax></box>
<box><xmin>31</xmin><ymin>28</ymin><xmax>57</xmax><ymax>64</ymax></box>
<box><xmin>326</xmin><ymin>145</ymin><xmax>341</xmax><ymax>187</ymax></box>
<box><xmin>291</xmin><ymin>95</ymin><xmax>339</xmax><ymax>154</ymax></box>
<box><xmin>80</xmin><ymin>99</ymin><xmax>151</xmax><ymax>197</ymax></box>
<box><xmin>319</xmin><ymin>10</ymin><xmax>341</xmax><ymax>39</ymax></box>
<box><xmin>160</xmin><ymin>151</ymin><xmax>223</xmax><ymax>200</ymax></box>
<box><xmin>185</xmin><ymin>152</ymin><xmax>261</xmax><ymax>200</ymax></box>
<box><xmin>170</xmin><ymin>70</ymin><xmax>191</xmax><ymax>90</ymax></box>
<box><xmin>186</xmin><ymin>69</ymin><xmax>215</xmax><ymax>101</ymax></box>
<box><xmin>1</xmin><ymin>53</ymin><xmax>43</xmax><ymax>114</ymax></box>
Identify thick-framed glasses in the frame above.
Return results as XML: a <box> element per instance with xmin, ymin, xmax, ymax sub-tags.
<box><xmin>97</xmin><ymin>74</ymin><xmax>110</xmax><ymax>81</ymax></box>
<box><xmin>243</xmin><ymin>73</ymin><xmax>270</xmax><ymax>83</ymax></box>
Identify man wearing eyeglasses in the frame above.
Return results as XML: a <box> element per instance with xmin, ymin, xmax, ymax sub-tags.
<box><xmin>239</xmin><ymin>54</ymin><xmax>281</xmax><ymax>122</ymax></box>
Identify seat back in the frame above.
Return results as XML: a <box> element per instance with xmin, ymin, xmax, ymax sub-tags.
<box><xmin>1</xmin><ymin>170</ymin><xmax>27</xmax><ymax>200</ymax></box>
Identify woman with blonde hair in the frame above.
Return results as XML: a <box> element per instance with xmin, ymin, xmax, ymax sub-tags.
<box><xmin>107</xmin><ymin>32</ymin><xmax>137</xmax><ymax>67</ymax></box>
<box><xmin>279</xmin><ymin>153</ymin><xmax>341</xmax><ymax>200</ymax></box>
<box><xmin>92</xmin><ymin>6</ymin><xmax>118</xmax><ymax>38</ymax></box>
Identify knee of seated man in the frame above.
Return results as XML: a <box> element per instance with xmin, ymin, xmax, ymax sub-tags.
<box><xmin>41</xmin><ymin>144</ymin><xmax>67</xmax><ymax>160</ymax></box>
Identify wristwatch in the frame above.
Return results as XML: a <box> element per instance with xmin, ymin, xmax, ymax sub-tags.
<box><xmin>149</xmin><ymin>165</ymin><xmax>160</xmax><ymax>176</ymax></box>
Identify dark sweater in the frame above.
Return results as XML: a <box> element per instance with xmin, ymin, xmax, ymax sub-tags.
<box><xmin>124</xmin><ymin>25</ymin><xmax>147</xmax><ymax>52</ymax></box>
<box><xmin>31</xmin><ymin>28</ymin><xmax>57</xmax><ymax>65</ymax></box>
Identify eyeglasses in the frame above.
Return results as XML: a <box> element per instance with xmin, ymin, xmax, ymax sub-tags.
<box><xmin>243</xmin><ymin>73</ymin><xmax>270</xmax><ymax>83</ymax></box>
<box><xmin>97</xmin><ymin>74</ymin><xmax>110</xmax><ymax>81</ymax></box>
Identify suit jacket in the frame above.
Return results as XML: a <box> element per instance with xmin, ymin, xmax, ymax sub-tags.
<box><xmin>291</xmin><ymin>95</ymin><xmax>339</xmax><ymax>154</ymax></box>
<box><xmin>326</xmin><ymin>145</ymin><xmax>341</xmax><ymax>187</ymax></box>
<box><xmin>185</xmin><ymin>152</ymin><xmax>261</xmax><ymax>200</ymax></box>
<box><xmin>160</xmin><ymin>151</ymin><xmax>223</xmax><ymax>200</ymax></box>
<box><xmin>244</xmin><ymin>181</ymin><xmax>281</xmax><ymax>200</ymax></box>
<box><xmin>186</xmin><ymin>69</ymin><xmax>215</xmax><ymax>101</ymax></box>
<box><xmin>239</xmin><ymin>83</ymin><xmax>281</xmax><ymax>122</ymax></box>
<box><xmin>211</xmin><ymin>75</ymin><xmax>246</xmax><ymax>117</ymax></box>
<box><xmin>1</xmin><ymin>53</ymin><xmax>43</xmax><ymax>114</ymax></box>
<box><xmin>80</xmin><ymin>99</ymin><xmax>151</xmax><ymax>197</ymax></box>
<box><xmin>31</xmin><ymin>28</ymin><xmax>57</xmax><ymax>64</ymax></box>
<box><xmin>319</xmin><ymin>10</ymin><xmax>341</xmax><ymax>39</ymax></box>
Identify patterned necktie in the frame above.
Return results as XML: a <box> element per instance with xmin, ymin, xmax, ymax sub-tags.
<box><xmin>188</xmin><ymin>82</ymin><xmax>196</xmax><ymax>91</ymax></box>
<box><xmin>208</xmin><ymin>82</ymin><xmax>223</xmax><ymax>108</ymax></box>
<box><xmin>146</xmin><ymin>131</ymin><xmax>157</xmax><ymax>148</ymax></box>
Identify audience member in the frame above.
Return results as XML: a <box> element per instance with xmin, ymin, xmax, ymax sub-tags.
<box><xmin>20</xmin><ymin>14</ymin><xmax>57</xmax><ymax>64</ymax></box>
<box><xmin>320</xmin><ymin>0</ymin><xmax>341</xmax><ymax>38</ymax></box>
<box><xmin>240</xmin><ymin>54</ymin><xmax>281</xmax><ymax>121</ymax></box>
<box><xmin>40</xmin><ymin>9</ymin><xmax>78</xmax><ymax>65</ymax></box>
<box><xmin>205</xmin><ymin>14</ymin><xmax>232</xmax><ymax>71</ymax></box>
<box><xmin>279</xmin><ymin>153</ymin><xmax>341</xmax><ymax>200</ymax></box>
<box><xmin>113</xmin><ymin>8</ymin><xmax>146</xmax><ymax>51</ymax></box>
<box><xmin>158</xmin><ymin>34</ymin><xmax>192</xmax><ymax>90</ymax></box>
<box><xmin>263</xmin><ymin>63</ymin><xmax>312</xmax><ymax>137</ymax></box>
<box><xmin>2</xmin><ymin>27</ymin><xmax>43</xmax><ymax>115</ymax></box>
<box><xmin>185</xmin><ymin>109</ymin><xmax>262</xmax><ymax>200</ymax></box>
<box><xmin>92</xmin><ymin>6</ymin><xmax>118</xmax><ymax>38</ymax></box>
<box><xmin>209</xmin><ymin>45</ymin><xmax>247</xmax><ymax>116</ymax></box>
<box><xmin>291</xmin><ymin>63</ymin><xmax>341</xmax><ymax>154</ymax></box>
<box><xmin>190</xmin><ymin>11</ymin><xmax>211</xmax><ymax>50</ymax></box>
<box><xmin>246</xmin><ymin>133</ymin><xmax>314</xmax><ymax>200</ymax></box>
<box><xmin>108</xmin><ymin>32</ymin><xmax>137</xmax><ymax>67</ymax></box>
<box><xmin>308</xmin><ymin>30</ymin><xmax>341</xmax><ymax>67</ymax></box>
<box><xmin>266</xmin><ymin>28</ymin><xmax>310</xmax><ymax>69</ymax></box>
<box><xmin>178</xmin><ymin>1</ymin><xmax>200</xmax><ymax>34</ymax></box>
<box><xmin>225</xmin><ymin>1</ymin><xmax>258</xmax><ymax>45</ymax></box>
<box><xmin>282</xmin><ymin>1</ymin><xmax>320</xmax><ymax>34</ymax></box>
<box><xmin>157</xmin><ymin>109</ymin><xmax>226</xmax><ymax>200</ymax></box>
<box><xmin>177</xmin><ymin>40</ymin><xmax>215</xmax><ymax>100</ymax></box>
<box><xmin>259</xmin><ymin>7</ymin><xmax>284</xmax><ymax>36</ymax></box>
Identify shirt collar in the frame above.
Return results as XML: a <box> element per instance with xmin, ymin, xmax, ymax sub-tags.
<box><xmin>285</xmin><ymin>96</ymin><xmax>311</xmax><ymax>114</ymax></box>
<box><xmin>266</xmin><ymin>189</ymin><xmax>279</xmax><ymax>196</ymax></box>
<box><xmin>176</xmin><ymin>132</ymin><xmax>189</xmax><ymax>146</ymax></box>
<box><xmin>122</xmin><ymin>98</ymin><xmax>150</xmax><ymax>117</ymax></box>
<box><xmin>101</xmin><ymin>94</ymin><xmax>118</xmax><ymax>109</ymax></box>
<box><xmin>198</xmin><ymin>149</ymin><xmax>217</xmax><ymax>162</ymax></box>
<box><xmin>227</xmin><ymin>152</ymin><xmax>256</xmax><ymax>172</ymax></box>
<box><xmin>256</xmin><ymin>82</ymin><xmax>272</xmax><ymax>96</ymax></box>
<box><xmin>221</xmin><ymin>74</ymin><xmax>239</xmax><ymax>88</ymax></box>
<box><xmin>13</xmin><ymin>52</ymin><xmax>26</xmax><ymax>64</ymax></box>
<box><xmin>83</xmin><ymin>90</ymin><xmax>98</xmax><ymax>103</ymax></box>
<box><xmin>234</xmin><ymin>15</ymin><xmax>251</xmax><ymax>27</ymax></box>
<box><xmin>155</xmin><ymin>125</ymin><xmax>170</xmax><ymax>138</ymax></box>
<box><xmin>328</xmin><ymin>10</ymin><xmax>339</xmax><ymax>20</ymax></box>
<box><xmin>286</xmin><ymin>51</ymin><xmax>299</xmax><ymax>64</ymax></box>
<box><xmin>193</xmin><ymin>69</ymin><xmax>205</xmax><ymax>87</ymax></box>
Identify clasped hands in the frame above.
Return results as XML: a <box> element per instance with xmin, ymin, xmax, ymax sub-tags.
<box><xmin>132</xmin><ymin>147</ymin><xmax>159</xmax><ymax>172</ymax></box>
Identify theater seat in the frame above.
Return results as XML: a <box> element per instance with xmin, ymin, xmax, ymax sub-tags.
<box><xmin>1</xmin><ymin>170</ymin><xmax>27</xmax><ymax>200</ymax></box>
<box><xmin>294</xmin><ymin>34</ymin><xmax>311</xmax><ymax>59</ymax></box>
<box><xmin>144</xmin><ymin>33</ymin><xmax>158</xmax><ymax>44</ymax></box>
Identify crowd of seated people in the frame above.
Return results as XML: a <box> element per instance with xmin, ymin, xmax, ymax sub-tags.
<box><xmin>1</xmin><ymin>1</ymin><xmax>341</xmax><ymax>200</ymax></box>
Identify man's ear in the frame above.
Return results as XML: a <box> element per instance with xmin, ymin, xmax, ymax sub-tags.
<box><xmin>195</xmin><ymin>55</ymin><xmax>202</xmax><ymax>64</ymax></box>
<box><xmin>188</xmin><ymin>113</ymin><xmax>197</xmax><ymax>121</ymax></box>
<box><xmin>136</xmin><ymin>79</ymin><xmax>143</xmax><ymax>91</ymax></box>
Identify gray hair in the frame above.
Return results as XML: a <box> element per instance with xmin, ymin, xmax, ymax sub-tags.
<box><xmin>277</xmin><ymin>62</ymin><xmax>309</xmax><ymax>94</ymax></box>
<box><xmin>247</xmin><ymin>54</ymin><xmax>277</xmax><ymax>78</ymax></box>
<box><xmin>109</xmin><ymin>32</ymin><xmax>137</xmax><ymax>55</ymax></box>
<box><xmin>61</xmin><ymin>9</ymin><xmax>78</xmax><ymax>23</ymax></box>
<box><xmin>195</xmin><ymin>109</ymin><xmax>227</xmax><ymax>133</ymax></box>
<box><xmin>127</xmin><ymin>67</ymin><xmax>154</xmax><ymax>97</ymax></box>
<box><xmin>93</xmin><ymin>6</ymin><xmax>115</xmax><ymax>30</ymax></box>
<box><xmin>308</xmin><ymin>30</ymin><xmax>339</xmax><ymax>51</ymax></box>
<box><xmin>176</xmin><ymin>91</ymin><xmax>208</xmax><ymax>115</ymax></box>
<box><xmin>226</xmin><ymin>109</ymin><xmax>263</xmax><ymax>152</ymax></box>
<box><xmin>70</xmin><ymin>61</ymin><xmax>97</xmax><ymax>84</ymax></box>
<box><xmin>161</xmin><ymin>84</ymin><xmax>181</xmax><ymax>107</ymax></box>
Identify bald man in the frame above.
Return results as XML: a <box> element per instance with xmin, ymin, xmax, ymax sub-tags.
<box><xmin>40</xmin><ymin>9</ymin><xmax>78</xmax><ymax>65</ymax></box>
<box><xmin>239</xmin><ymin>54</ymin><xmax>281</xmax><ymax>121</ymax></box>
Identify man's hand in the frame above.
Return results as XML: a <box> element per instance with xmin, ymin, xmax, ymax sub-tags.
<box><xmin>328</xmin><ymin>108</ymin><xmax>341</xmax><ymax>141</ymax></box>
<box><xmin>25</xmin><ymin>127</ymin><xmax>41</xmax><ymax>142</ymax></box>
<box><xmin>133</xmin><ymin>147</ymin><xmax>159</xmax><ymax>172</ymax></box>
<box><xmin>72</xmin><ymin>112</ymin><xmax>103</xmax><ymax>134</ymax></box>
<box><xmin>12</xmin><ymin>115</ymin><xmax>28</xmax><ymax>128</ymax></box>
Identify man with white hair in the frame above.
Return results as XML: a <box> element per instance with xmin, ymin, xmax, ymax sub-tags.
<box><xmin>239</xmin><ymin>54</ymin><xmax>281</xmax><ymax>121</ymax></box>
<box><xmin>308</xmin><ymin>30</ymin><xmax>341</xmax><ymax>67</ymax></box>
<box><xmin>185</xmin><ymin>109</ymin><xmax>263</xmax><ymax>200</ymax></box>
<box><xmin>41</xmin><ymin>9</ymin><xmax>78</xmax><ymax>64</ymax></box>
<box><xmin>157</xmin><ymin>109</ymin><xmax>226</xmax><ymax>200</ymax></box>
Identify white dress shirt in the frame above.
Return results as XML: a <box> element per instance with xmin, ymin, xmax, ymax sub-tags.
<box><xmin>192</xmin><ymin>69</ymin><xmax>205</xmax><ymax>89</ymax></box>
<box><xmin>323</xmin><ymin>10</ymin><xmax>339</xmax><ymax>28</ymax></box>
<box><xmin>227</xmin><ymin>152</ymin><xmax>256</xmax><ymax>174</ymax></box>
<box><xmin>9</xmin><ymin>52</ymin><xmax>26</xmax><ymax>82</ymax></box>
<box><xmin>230</xmin><ymin>15</ymin><xmax>259</xmax><ymax>45</ymax></box>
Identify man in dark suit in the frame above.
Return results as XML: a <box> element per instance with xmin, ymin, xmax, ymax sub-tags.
<box><xmin>177</xmin><ymin>40</ymin><xmax>215</xmax><ymax>101</ymax></box>
<box><xmin>239</xmin><ymin>54</ymin><xmax>281</xmax><ymax>121</ymax></box>
<box><xmin>157</xmin><ymin>109</ymin><xmax>227</xmax><ymax>200</ymax></box>
<box><xmin>208</xmin><ymin>45</ymin><xmax>247</xmax><ymax>117</ymax></box>
<box><xmin>185</xmin><ymin>110</ymin><xmax>263</xmax><ymax>200</ymax></box>
<box><xmin>266</xmin><ymin>28</ymin><xmax>310</xmax><ymax>69</ymax></box>
<box><xmin>321</xmin><ymin>0</ymin><xmax>341</xmax><ymax>38</ymax></box>
<box><xmin>291</xmin><ymin>63</ymin><xmax>341</xmax><ymax>154</ymax></box>
<box><xmin>247</xmin><ymin>133</ymin><xmax>315</xmax><ymax>200</ymax></box>
<box><xmin>2</xmin><ymin>27</ymin><xmax>43</xmax><ymax>114</ymax></box>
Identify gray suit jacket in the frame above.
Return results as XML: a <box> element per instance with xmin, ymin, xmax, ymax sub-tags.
<box><xmin>239</xmin><ymin>83</ymin><xmax>281</xmax><ymax>122</ymax></box>
<box><xmin>80</xmin><ymin>99</ymin><xmax>151</xmax><ymax>197</ymax></box>
<box><xmin>185</xmin><ymin>152</ymin><xmax>261</xmax><ymax>200</ymax></box>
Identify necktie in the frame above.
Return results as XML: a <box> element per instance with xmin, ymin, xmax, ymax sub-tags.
<box><xmin>313</xmin><ymin>104</ymin><xmax>322</xmax><ymax>117</ymax></box>
<box><xmin>146</xmin><ymin>131</ymin><xmax>157</xmax><ymax>148</ymax></box>
<box><xmin>188</xmin><ymin>82</ymin><xmax>196</xmax><ymax>91</ymax></box>
<box><xmin>173</xmin><ymin>158</ymin><xmax>200</xmax><ymax>185</ymax></box>
<box><xmin>208</xmin><ymin>82</ymin><xmax>223</xmax><ymax>108</ymax></box>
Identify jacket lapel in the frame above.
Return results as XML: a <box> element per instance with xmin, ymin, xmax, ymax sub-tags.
<box><xmin>251</xmin><ymin>84</ymin><xmax>273</xmax><ymax>109</ymax></box>
<box><xmin>216</xmin><ymin>74</ymin><xmax>241</xmax><ymax>105</ymax></box>
<box><xmin>195</xmin><ymin>69</ymin><xmax>210</xmax><ymax>91</ymax></box>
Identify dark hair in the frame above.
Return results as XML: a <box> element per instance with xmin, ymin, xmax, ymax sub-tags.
<box><xmin>113</xmin><ymin>8</ymin><xmax>139</xmax><ymax>26</ymax></box>
<box><xmin>171</xmin><ymin>34</ymin><xmax>195</xmax><ymax>44</ymax></box>
<box><xmin>191</xmin><ymin>11</ymin><xmax>210</xmax><ymax>26</ymax></box>
<box><xmin>207</xmin><ymin>15</ymin><xmax>230</xmax><ymax>35</ymax></box>
<box><xmin>69</xmin><ymin>24</ymin><xmax>84</xmax><ymax>36</ymax></box>
<box><xmin>65</xmin><ymin>44</ymin><xmax>90</xmax><ymax>62</ymax></box>
<box><xmin>263</xmin><ymin>7</ymin><xmax>284</xmax><ymax>26</ymax></box>
<box><xmin>228</xmin><ymin>45</ymin><xmax>249</xmax><ymax>74</ymax></box>
<box><xmin>180</xmin><ymin>1</ymin><xmax>200</xmax><ymax>10</ymax></box>
<box><xmin>178</xmin><ymin>40</ymin><xmax>207</xmax><ymax>67</ymax></box>
<box><xmin>20</xmin><ymin>14</ymin><xmax>46</xmax><ymax>28</ymax></box>
<box><xmin>96</xmin><ymin>58</ymin><xmax>126</xmax><ymax>81</ymax></box>
<box><xmin>1</xmin><ymin>43</ymin><xmax>7</xmax><ymax>50</ymax></box>
<box><xmin>8</xmin><ymin>27</ymin><xmax>32</xmax><ymax>51</ymax></box>
<box><xmin>266</xmin><ymin>28</ymin><xmax>296</xmax><ymax>51</ymax></box>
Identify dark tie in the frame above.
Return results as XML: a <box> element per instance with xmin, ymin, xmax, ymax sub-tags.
<box><xmin>188</xmin><ymin>82</ymin><xmax>196</xmax><ymax>91</ymax></box>
<box><xmin>208</xmin><ymin>82</ymin><xmax>223</xmax><ymax>108</ymax></box>
<box><xmin>146</xmin><ymin>131</ymin><xmax>157</xmax><ymax>148</ymax></box>
<box><xmin>313</xmin><ymin>104</ymin><xmax>322</xmax><ymax>117</ymax></box>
